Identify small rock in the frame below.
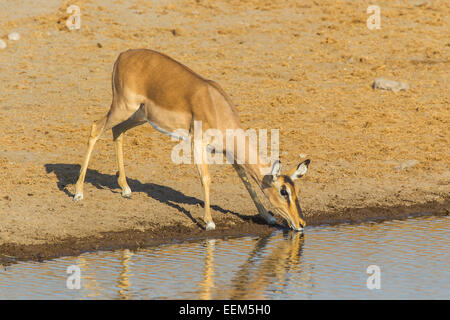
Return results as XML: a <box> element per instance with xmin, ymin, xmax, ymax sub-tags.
<box><xmin>372</xmin><ymin>78</ymin><xmax>409</xmax><ymax>92</ymax></box>
<box><xmin>395</xmin><ymin>160</ymin><xmax>419</xmax><ymax>171</ymax></box>
<box><xmin>0</xmin><ymin>39</ymin><xmax>6</xmax><ymax>49</ymax></box>
<box><xmin>414</xmin><ymin>0</ymin><xmax>430</xmax><ymax>7</ymax></box>
<box><xmin>299</xmin><ymin>153</ymin><xmax>307</xmax><ymax>158</ymax></box>
<box><xmin>97</xmin><ymin>42</ymin><xmax>103</xmax><ymax>48</ymax></box>
<box><xmin>171</xmin><ymin>28</ymin><xmax>186</xmax><ymax>36</ymax></box>
<box><xmin>8</xmin><ymin>32</ymin><xmax>20</xmax><ymax>41</ymax></box>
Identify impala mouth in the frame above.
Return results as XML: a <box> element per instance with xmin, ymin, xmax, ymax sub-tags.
<box><xmin>274</xmin><ymin>208</ymin><xmax>304</xmax><ymax>231</ymax></box>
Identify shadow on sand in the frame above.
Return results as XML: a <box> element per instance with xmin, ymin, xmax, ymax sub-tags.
<box><xmin>44</xmin><ymin>163</ymin><xmax>264</xmax><ymax>229</ymax></box>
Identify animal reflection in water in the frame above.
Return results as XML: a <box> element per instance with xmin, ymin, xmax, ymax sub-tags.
<box><xmin>76</xmin><ymin>232</ymin><xmax>306</xmax><ymax>299</ymax></box>
<box><xmin>198</xmin><ymin>239</ymin><xmax>216</xmax><ymax>300</ymax></box>
<box><xmin>76</xmin><ymin>249</ymin><xmax>135</xmax><ymax>299</ymax></box>
<box><xmin>118</xmin><ymin>249</ymin><xmax>134</xmax><ymax>299</ymax></box>
<box><xmin>198</xmin><ymin>232</ymin><xmax>306</xmax><ymax>299</ymax></box>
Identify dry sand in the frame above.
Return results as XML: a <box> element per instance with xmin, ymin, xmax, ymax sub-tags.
<box><xmin>0</xmin><ymin>0</ymin><xmax>448</xmax><ymax>262</ymax></box>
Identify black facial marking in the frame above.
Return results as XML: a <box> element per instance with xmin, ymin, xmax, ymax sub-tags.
<box><xmin>283</xmin><ymin>176</ymin><xmax>295</xmax><ymax>188</ymax></box>
<box><xmin>295</xmin><ymin>197</ymin><xmax>304</xmax><ymax>220</ymax></box>
<box><xmin>280</xmin><ymin>185</ymin><xmax>290</xmax><ymax>205</ymax></box>
<box><xmin>262</xmin><ymin>174</ymin><xmax>273</xmax><ymax>189</ymax></box>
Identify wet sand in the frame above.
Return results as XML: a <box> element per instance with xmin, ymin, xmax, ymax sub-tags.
<box><xmin>0</xmin><ymin>0</ymin><xmax>448</xmax><ymax>263</ymax></box>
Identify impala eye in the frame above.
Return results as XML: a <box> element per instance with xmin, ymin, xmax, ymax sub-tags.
<box><xmin>280</xmin><ymin>187</ymin><xmax>289</xmax><ymax>197</ymax></box>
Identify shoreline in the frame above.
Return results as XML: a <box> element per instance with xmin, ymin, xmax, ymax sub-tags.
<box><xmin>1</xmin><ymin>199</ymin><xmax>448</xmax><ymax>265</ymax></box>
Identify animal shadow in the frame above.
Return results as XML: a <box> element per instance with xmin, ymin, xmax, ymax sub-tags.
<box><xmin>44</xmin><ymin>163</ymin><xmax>266</xmax><ymax>228</ymax></box>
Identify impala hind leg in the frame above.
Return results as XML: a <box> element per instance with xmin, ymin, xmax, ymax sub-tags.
<box><xmin>73</xmin><ymin>106</ymin><xmax>138</xmax><ymax>201</ymax></box>
<box><xmin>112</xmin><ymin>117</ymin><xmax>146</xmax><ymax>198</ymax></box>
<box><xmin>194</xmin><ymin>143</ymin><xmax>215</xmax><ymax>231</ymax></box>
<box><xmin>113</xmin><ymin>131</ymin><xmax>131</xmax><ymax>198</ymax></box>
<box><xmin>74</xmin><ymin>115</ymin><xmax>109</xmax><ymax>201</ymax></box>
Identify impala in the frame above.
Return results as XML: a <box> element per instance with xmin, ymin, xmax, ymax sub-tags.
<box><xmin>73</xmin><ymin>49</ymin><xmax>310</xmax><ymax>231</ymax></box>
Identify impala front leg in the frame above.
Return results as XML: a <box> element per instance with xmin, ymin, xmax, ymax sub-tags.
<box><xmin>196</xmin><ymin>161</ymin><xmax>215</xmax><ymax>230</ymax></box>
<box><xmin>194</xmin><ymin>142</ymin><xmax>215</xmax><ymax>231</ymax></box>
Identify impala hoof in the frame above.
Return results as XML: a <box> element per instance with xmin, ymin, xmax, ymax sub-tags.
<box><xmin>266</xmin><ymin>215</ymin><xmax>277</xmax><ymax>225</ymax></box>
<box><xmin>205</xmin><ymin>221</ymin><xmax>216</xmax><ymax>231</ymax></box>
<box><xmin>73</xmin><ymin>193</ymin><xmax>83</xmax><ymax>201</ymax></box>
<box><xmin>260</xmin><ymin>213</ymin><xmax>276</xmax><ymax>225</ymax></box>
<box><xmin>121</xmin><ymin>188</ymin><xmax>132</xmax><ymax>198</ymax></box>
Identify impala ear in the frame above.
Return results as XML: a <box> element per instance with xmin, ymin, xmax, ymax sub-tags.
<box><xmin>290</xmin><ymin>159</ymin><xmax>310</xmax><ymax>180</ymax></box>
<box><xmin>270</xmin><ymin>160</ymin><xmax>282</xmax><ymax>181</ymax></box>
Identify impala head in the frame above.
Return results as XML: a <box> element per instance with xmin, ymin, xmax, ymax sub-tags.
<box><xmin>262</xmin><ymin>159</ymin><xmax>310</xmax><ymax>231</ymax></box>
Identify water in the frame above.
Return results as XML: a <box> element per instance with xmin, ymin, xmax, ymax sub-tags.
<box><xmin>0</xmin><ymin>215</ymin><xmax>448</xmax><ymax>299</ymax></box>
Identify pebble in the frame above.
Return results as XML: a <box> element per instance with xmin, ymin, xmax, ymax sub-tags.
<box><xmin>171</xmin><ymin>28</ymin><xmax>186</xmax><ymax>36</ymax></box>
<box><xmin>0</xmin><ymin>39</ymin><xmax>6</xmax><ymax>49</ymax></box>
<box><xmin>414</xmin><ymin>0</ymin><xmax>430</xmax><ymax>7</ymax></box>
<box><xmin>372</xmin><ymin>78</ymin><xmax>409</xmax><ymax>92</ymax></box>
<box><xmin>395</xmin><ymin>160</ymin><xmax>419</xmax><ymax>171</ymax></box>
<box><xmin>8</xmin><ymin>32</ymin><xmax>20</xmax><ymax>41</ymax></box>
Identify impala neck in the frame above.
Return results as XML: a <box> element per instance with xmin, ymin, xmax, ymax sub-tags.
<box><xmin>242</xmin><ymin>160</ymin><xmax>271</xmax><ymax>189</ymax></box>
<box><xmin>229</xmin><ymin>133</ymin><xmax>273</xmax><ymax>189</ymax></box>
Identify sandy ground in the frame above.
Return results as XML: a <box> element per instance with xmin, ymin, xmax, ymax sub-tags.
<box><xmin>0</xmin><ymin>0</ymin><xmax>448</xmax><ymax>262</ymax></box>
